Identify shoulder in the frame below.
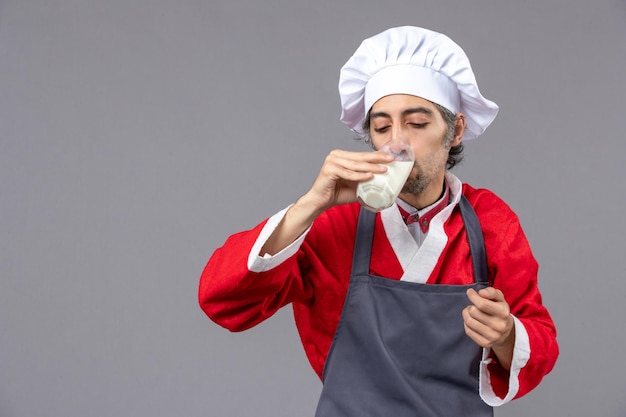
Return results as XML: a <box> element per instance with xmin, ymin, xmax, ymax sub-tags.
<box><xmin>461</xmin><ymin>183</ymin><xmax>519</xmax><ymax>225</ymax></box>
<box><xmin>460</xmin><ymin>183</ymin><xmax>528</xmax><ymax>254</ymax></box>
<box><xmin>307</xmin><ymin>202</ymin><xmax>362</xmax><ymax>245</ymax></box>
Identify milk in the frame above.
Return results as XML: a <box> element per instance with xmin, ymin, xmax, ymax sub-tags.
<box><xmin>356</xmin><ymin>160</ymin><xmax>413</xmax><ymax>212</ymax></box>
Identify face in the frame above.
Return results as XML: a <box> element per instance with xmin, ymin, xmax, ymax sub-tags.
<box><xmin>368</xmin><ymin>94</ymin><xmax>462</xmax><ymax>198</ymax></box>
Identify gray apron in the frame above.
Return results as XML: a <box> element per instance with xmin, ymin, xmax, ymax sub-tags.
<box><xmin>314</xmin><ymin>196</ymin><xmax>493</xmax><ymax>417</ymax></box>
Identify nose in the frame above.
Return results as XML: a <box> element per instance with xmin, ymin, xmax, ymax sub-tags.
<box><xmin>390</xmin><ymin>125</ymin><xmax>409</xmax><ymax>144</ymax></box>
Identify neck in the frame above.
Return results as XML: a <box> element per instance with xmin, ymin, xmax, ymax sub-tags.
<box><xmin>398</xmin><ymin>177</ymin><xmax>446</xmax><ymax>210</ymax></box>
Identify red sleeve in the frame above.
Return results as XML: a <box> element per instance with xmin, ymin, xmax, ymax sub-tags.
<box><xmin>197</xmin><ymin>204</ymin><xmax>371</xmax><ymax>377</ymax></box>
<box><xmin>469</xmin><ymin>188</ymin><xmax>559</xmax><ymax>400</ymax></box>
<box><xmin>198</xmin><ymin>219</ymin><xmax>314</xmax><ymax>332</ymax></box>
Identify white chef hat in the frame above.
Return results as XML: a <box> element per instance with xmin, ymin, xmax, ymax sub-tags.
<box><xmin>339</xmin><ymin>26</ymin><xmax>498</xmax><ymax>140</ymax></box>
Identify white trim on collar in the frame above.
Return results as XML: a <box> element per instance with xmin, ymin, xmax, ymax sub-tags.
<box><xmin>380</xmin><ymin>172</ymin><xmax>463</xmax><ymax>283</ymax></box>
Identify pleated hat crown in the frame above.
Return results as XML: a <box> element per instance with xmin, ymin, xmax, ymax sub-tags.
<box><xmin>339</xmin><ymin>26</ymin><xmax>498</xmax><ymax>140</ymax></box>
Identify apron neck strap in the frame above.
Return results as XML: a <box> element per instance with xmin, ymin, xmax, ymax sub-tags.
<box><xmin>352</xmin><ymin>208</ymin><xmax>376</xmax><ymax>276</ymax></box>
<box><xmin>458</xmin><ymin>195</ymin><xmax>488</xmax><ymax>283</ymax></box>
<box><xmin>352</xmin><ymin>195</ymin><xmax>488</xmax><ymax>283</ymax></box>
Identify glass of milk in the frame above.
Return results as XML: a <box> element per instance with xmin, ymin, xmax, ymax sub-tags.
<box><xmin>356</xmin><ymin>140</ymin><xmax>415</xmax><ymax>212</ymax></box>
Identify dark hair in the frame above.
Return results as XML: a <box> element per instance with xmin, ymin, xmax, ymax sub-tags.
<box><xmin>435</xmin><ymin>103</ymin><xmax>464</xmax><ymax>170</ymax></box>
<box><xmin>359</xmin><ymin>102</ymin><xmax>464</xmax><ymax>170</ymax></box>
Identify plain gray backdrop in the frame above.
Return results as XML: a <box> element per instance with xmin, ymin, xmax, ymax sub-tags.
<box><xmin>2</xmin><ymin>0</ymin><xmax>625</xmax><ymax>416</ymax></box>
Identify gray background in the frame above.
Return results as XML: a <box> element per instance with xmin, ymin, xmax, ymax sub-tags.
<box><xmin>1</xmin><ymin>0</ymin><xmax>625</xmax><ymax>416</ymax></box>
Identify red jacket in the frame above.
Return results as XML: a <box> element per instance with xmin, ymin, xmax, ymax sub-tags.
<box><xmin>199</xmin><ymin>181</ymin><xmax>558</xmax><ymax>404</ymax></box>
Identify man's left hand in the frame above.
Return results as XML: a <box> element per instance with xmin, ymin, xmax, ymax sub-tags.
<box><xmin>463</xmin><ymin>287</ymin><xmax>515</xmax><ymax>370</ymax></box>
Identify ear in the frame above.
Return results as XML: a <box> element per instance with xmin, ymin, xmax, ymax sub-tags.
<box><xmin>451</xmin><ymin>113</ymin><xmax>466</xmax><ymax>146</ymax></box>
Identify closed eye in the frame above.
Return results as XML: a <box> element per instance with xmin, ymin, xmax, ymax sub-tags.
<box><xmin>373</xmin><ymin>126</ymin><xmax>391</xmax><ymax>133</ymax></box>
<box><xmin>409</xmin><ymin>123</ymin><xmax>428</xmax><ymax>128</ymax></box>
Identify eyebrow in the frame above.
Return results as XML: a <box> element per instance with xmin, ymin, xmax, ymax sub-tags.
<box><xmin>369</xmin><ymin>106</ymin><xmax>434</xmax><ymax>120</ymax></box>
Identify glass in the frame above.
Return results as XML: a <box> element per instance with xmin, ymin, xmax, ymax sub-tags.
<box><xmin>356</xmin><ymin>140</ymin><xmax>415</xmax><ymax>212</ymax></box>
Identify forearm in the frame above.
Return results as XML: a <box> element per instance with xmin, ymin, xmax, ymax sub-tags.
<box><xmin>260</xmin><ymin>194</ymin><xmax>324</xmax><ymax>256</ymax></box>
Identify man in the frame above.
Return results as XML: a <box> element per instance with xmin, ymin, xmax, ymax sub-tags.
<box><xmin>199</xmin><ymin>26</ymin><xmax>558</xmax><ymax>416</ymax></box>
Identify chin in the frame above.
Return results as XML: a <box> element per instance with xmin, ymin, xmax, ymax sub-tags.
<box><xmin>401</xmin><ymin>179</ymin><xmax>428</xmax><ymax>195</ymax></box>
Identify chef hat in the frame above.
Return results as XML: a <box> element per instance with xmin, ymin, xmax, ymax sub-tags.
<box><xmin>339</xmin><ymin>26</ymin><xmax>498</xmax><ymax>140</ymax></box>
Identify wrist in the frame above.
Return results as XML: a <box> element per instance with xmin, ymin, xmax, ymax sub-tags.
<box><xmin>293</xmin><ymin>193</ymin><xmax>327</xmax><ymax>222</ymax></box>
<box><xmin>492</xmin><ymin>316</ymin><xmax>516</xmax><ymax>371</ymax></box>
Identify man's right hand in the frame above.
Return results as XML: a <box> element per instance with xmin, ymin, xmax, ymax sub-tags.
<box><xmin>260</xmin><ymin>149</ymin><xmax>393</xmax><ymax>256</ymax></box>
<box><xmin>304</xmin><ymin>149</ymin><xmax>394</xmax><ymax>214</ymax></box>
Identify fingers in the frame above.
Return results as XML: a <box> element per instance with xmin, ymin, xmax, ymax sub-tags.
<box><xmin>466</xmin><ymin>288</ymin><xmax>507</xmax><ymax>317</ymax></box>
<box><xmin>463</xmin><ymin>287</ymin><xmax>513</xmax><ymax>348</ymax></box>
<box><xmin>462</xmin><ymin>306</ymin><xmax>512</xmax><ymax>348</ymax></box>
<box><xmin>328</xmin><ymin>148</ymin><xmax>395</xmax><ymax>164</ymax></box>
<box><xmin>462</xmin><ymin>314</ymin><xmax>500</xmax><ymax>348</ymax></box>
<box><xmin>323</xmin><ymin>149</ymin><xmax>393</xmax><ymax>181</ymax></box>
<box><xmin>306</xmin><ymin>149</ymin><xmax>395</xmax><ymax>210</ymax></box>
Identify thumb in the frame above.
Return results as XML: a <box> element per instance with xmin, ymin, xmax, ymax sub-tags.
<box><xmin>478</xmin><ymin>286</ymin><xmax>504</xmax><ymax>302</ymax></box>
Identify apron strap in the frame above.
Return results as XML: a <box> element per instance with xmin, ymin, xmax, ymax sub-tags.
<box><xmin>458</xmin><ymin>195</ymin><xmax>489</xmax><ymax>284</ymax></box>
<box><xmin>352</xmin><ymin>208</ymin><xmax>376</xmax><ymax>276</ymax></box>
<box><xmin>352</xmin><ymin>195</ymin><xmax>488</xmax><ymax>283</ymax></box>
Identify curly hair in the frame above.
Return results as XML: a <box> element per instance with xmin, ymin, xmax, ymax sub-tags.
<box><xmin>358</xmin><ymin>102</ymin><xmax>464</xmax><ymax>170</ymax></box>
